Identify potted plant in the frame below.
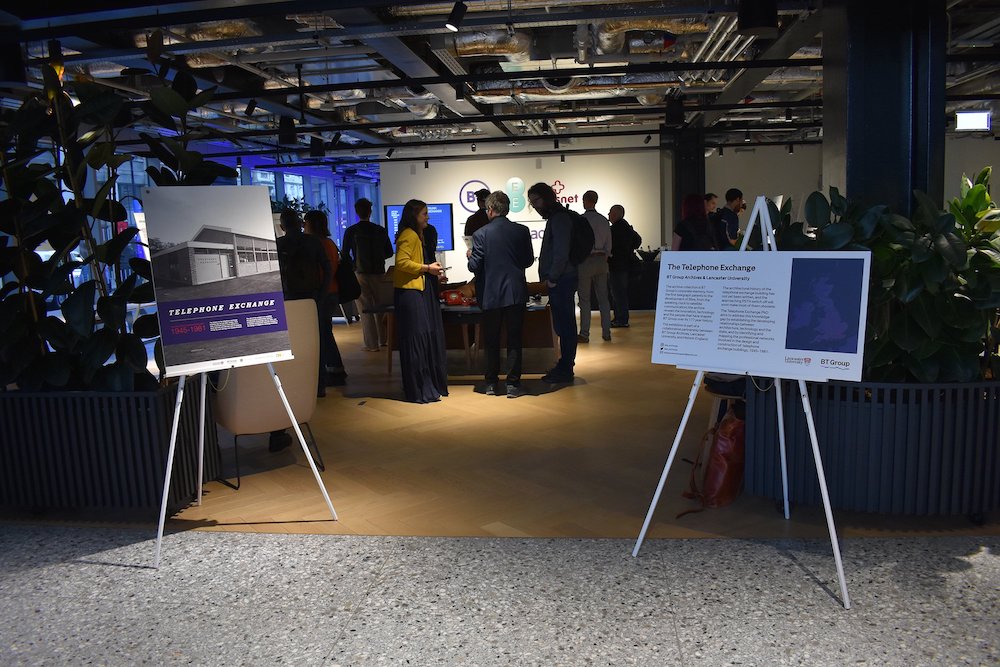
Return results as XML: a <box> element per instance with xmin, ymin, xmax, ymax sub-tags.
<box><xmin>746</xmin><ymin>171</ymin><xmax>1000</xmax><ymax>517</ymax></box>
<box><xmin>0</xmin><ymin>43</ymin><xmax>236</xmax><ymax>519</ymax></box>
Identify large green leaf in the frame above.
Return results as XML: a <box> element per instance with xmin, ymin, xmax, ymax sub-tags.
<box><xmin>79</xmin><ymin>326</ymin><xmax>119</xmax><ymax>380</ymax></box>
<box><xmin>140</xmin><ymin>133</ymin><xmax>180</xmax><ymax>171</ymax></box>
<box><xmin>149</xmin><ymin>86</ymin><xmax>190</xmax><ymax>118</ymax></box>
<box><xmin>171</xmin><ymin>69</ymin><xmax>198</xmax><ymax>102</ymax></box>
<box><xmin>912</xmin><ymin>190</ymin><xmax>942</xmax><ymax>231</ymax></box>
<box><xmin>855</xmin><ymin>205</ymin><xmax>885</xmax><ymax>240</ymax></box>
<box><xmin>817</xmin><ymin>222</ymin><xmax>854</xmax><ymax>249</ymax></box>
<box><xmin>974</xmin><ymin>166</ymin><xmax>992</xmax><ymax>187</ymax></box>
<box><xmin>72</xmin><ymin>90</ymin><xmax>123</xmax><ymax>127</ymax></box>
<box><xmin>85</xmin><ymin>142</ymin><xmax>115</xmax><ymax>170</ymax></box>
<box><xmin>934</xmin><ymin>231</ymin><xmax>968</xmax><ymax>269</ymax></box>
<box><xmin>95</xmin><ymin>226</ymin><xmax>140</xmax><ymax>266</ymax></box>
<box><xmin>888</xmin><ymin>312</ymin><xmax>927</xmax><ymax>351</ymax></box>
<box><xmin>37</xmin><ymin>316</ymin><xmax>76</xmax><ymax>351</ymax></box>
<box><xmin>39</xmin><ymin>350</ymin><xmax>73</xmax><ymax>387</ymax></box>
<box><xmin>805</xmin><ymin>191</ymin><xmax>831</xmax><ymax>229</ymax></box>
<box><xmin>133</xmin><ymin>312</ymin><xmax>160</xmax><ymax>339</ymax></box>
<box><xmin>146</xmin><ymin>29</ymin><xmax>164</xmax><ymax>64</ymax></box>
<box><xmin>128</xmin><ymin>257</ymin><xmax>152</xmax><ymax>281</ymax></box>
<box><xmin>86</xmin><ymin>197</ymin><xmax>128</xmax><ymax>224</ymax></box>
<box><xmin>128</xmin><ymin>281</ymin><xmax>155</xmax><ymax>304</ymax></box>
<box><xmin>904</xmin><ymin>354</ymin><xmax>940</xmax><ymax>383</ymax></box>
<box><xmin>91</xmin><ymin>175</ymin><xmax>118</xmax><ymax>218</ymax></box>
<box><xmin>893</xmin><ymin>270</ymin><xmax>923</xmax><ymax>303</ymax></box>
<box><xmin>115</xmin><ymin>332</ymin><xmax>148</xmax><ymax>370</ymax></box>
<box><xmin>61</xmin><ymin>279</ymin><xmax>97</xmax><ymax>337</ymax></box>
<box><xmin>92</xmin><ymin>360</ymin><xmax>134</xmax><ymax>392</ymax></box>
<box><xmin>97</xmin><ymin>295</ymin><xmax>127</xmax><ymax>331</ymax></box>
<box><xmin>908</xmin><ymin>294</ymin><xmax>942</xmax><ymax>338</ymax></box>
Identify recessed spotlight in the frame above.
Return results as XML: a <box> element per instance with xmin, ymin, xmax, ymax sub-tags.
<box><xmin>560</xmin><ymin>154</ymin><xmax>565</xmax><ymax>163</ymax></box>
<box><xmin>244</xmin><ymin>98</ymin><xmax>257</xmax><ymax>116</ymax></box>
<box><xmin>471</xmin><ymin>142</ymin><xmax>476</xmax><ymax>152</ymax></box>
<box><xmin>386</xmin><ymin>148</ymin><xmax>395</xmax><ymax>158</ymax></box>
<box><xmin>644</xmin><ymin>134</ymin><xmax>652</xmax><ymax>144</ymax></box>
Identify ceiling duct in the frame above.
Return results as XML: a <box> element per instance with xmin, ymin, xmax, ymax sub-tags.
<box><xmin>595</xmin><ymin>18</ymin><xmax>707</xmax><ymax>55</ymax></box>
<box><xmin>453</xmin><ymin>31</ymin><xmax>531</xmax><ymax>62</ymax></box>
<box><xmin>471</xmin><ymin>72</ymin><xmax>681</xmax><ymax>104</ymax></box>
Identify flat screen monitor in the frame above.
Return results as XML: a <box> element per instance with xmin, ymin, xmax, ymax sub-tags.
<box><xmin>384</xmin><ymin>203</ymin><xmax>454</xmax><ymax>252</ymax></box>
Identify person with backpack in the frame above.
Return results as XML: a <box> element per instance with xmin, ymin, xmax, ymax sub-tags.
<box><xmin>342</xmin><ymin>198</ymin><xmax>394</xmax><ymax>352</ymax></box>
<box><xmin>528</xmin><ymin>181</ymin><xmax>578</xmax><ymax>385</ymax></box>
<box><xmin>303</xmin><ymin>209</ymin><xmax>347</xmax><ymax>387</ymax></box>
<box><xmin>608</xmin><ymin>204</ymin><xmax>642</xmax><ymax>328</ymax></box>
<box><xmin>577</xmin><ymin>190</ymin><xmax>613</xmax><ymax>343</ymax></box>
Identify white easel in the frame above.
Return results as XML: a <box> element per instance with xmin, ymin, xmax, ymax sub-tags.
<box><xmin>631</xmin><ymin>196</ymin><xmax>851</xmax><ymax>610</ymax></box>
<box><xmin>153</xmin><ymin>362</ymin><xmax>338</xmax><ymax>569</ymax></box>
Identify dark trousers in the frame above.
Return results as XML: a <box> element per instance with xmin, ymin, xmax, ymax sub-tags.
<box><xmin>547</xmin><ymin>275</ymin><xmax>578</xmax><ymax>372</ymax></box>
<box><xmin>609</xmin><ymin>269</ymin><xmax>630</xmax><ymax>324</ymax></box>
<box><xmin>318</xmin><ymin>294</ymin><xmax>345</xmax><ymax>385</ymax></box>
<box><xmin>482</xmin><ymin>303</ymin><xmax>525</xmax><ymax>385</ymax></box>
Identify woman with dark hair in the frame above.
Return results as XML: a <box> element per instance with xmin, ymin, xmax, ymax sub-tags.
<box><xmin>303</xmin><ymin>209</ymin><xmax>347</xmax><ymax>387</ymax></box>
<box><xmin>393</xmin><ymin>199</ymin><xmax>448</xmax><ymax>402</ymax></box>
<box><xmin>672</xmin><ymin>193</ymin><xmax>720</xmax><ymax>251</ymax></box>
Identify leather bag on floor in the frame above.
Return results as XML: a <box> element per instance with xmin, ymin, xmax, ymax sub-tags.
<box><xmin>679</xmin><ymin>406</ymin><xmax>746</xmax><ymax>516</ymax></box>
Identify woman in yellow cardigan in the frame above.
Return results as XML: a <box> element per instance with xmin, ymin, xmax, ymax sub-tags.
<box><xmin>393</xmin><ymin>199</ymin><xmax>448</xmax><ymax>402</ymax></box>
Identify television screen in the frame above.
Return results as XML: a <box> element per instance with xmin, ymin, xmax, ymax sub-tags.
<box><xmin>384</xmin><ymin>203</ymin><xmax>454</xmax><ymax>252</ymax></box>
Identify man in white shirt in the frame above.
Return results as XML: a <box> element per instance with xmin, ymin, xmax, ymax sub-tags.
<box><xmin>577</xmin><ymin>190</ymin><xmax>613</xmax><ymax>343</ymax></box>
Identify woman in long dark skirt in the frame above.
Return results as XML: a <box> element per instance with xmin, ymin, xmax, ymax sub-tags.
<box><xmin>393</xmin><ymin>199</ymin><xmax>449</xmax><ymax>403</ymax></box>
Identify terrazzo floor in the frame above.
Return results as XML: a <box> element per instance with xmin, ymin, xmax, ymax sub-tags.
<box><xmin>0</xmin><ymin>524</ymin><xmax>996</xmax><ymax>666</ymax></box>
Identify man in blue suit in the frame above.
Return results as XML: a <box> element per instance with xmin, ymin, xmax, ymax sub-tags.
<box><xmin>467</xmin><ymin>191</ymin><xmax>535</xmax><ymax>398</ymax></box>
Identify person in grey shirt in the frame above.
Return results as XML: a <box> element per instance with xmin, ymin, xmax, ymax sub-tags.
<box><xmin>576</xmin><ymin>190</ymin><xmax>613</xmax><ymax>343</ymax></box>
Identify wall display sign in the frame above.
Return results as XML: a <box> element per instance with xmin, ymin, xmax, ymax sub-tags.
<box><xmin>651</xmin><ymin>250</ymin><xmax>871</xmax><ymax>381</ymax></box>
<box><xmin>143</xmin><ymin>186</ymin><xmax>292</xmax><ymax>377</ymax></box>
<box><xmin>384</xmin><ymin>203</ymin><xmax>454</xmax><ymax>251</ymax></box>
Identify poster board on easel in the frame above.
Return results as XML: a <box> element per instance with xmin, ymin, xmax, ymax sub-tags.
<box><xmin>143</xmin><ymin>186</ymin><xmax>292</xmax><ymax>377</ymax></box>
<box><xmin>141</xmin><ymin>186</ymin><xmax>337</xmax><ymax>568</ymax></box>
<box><xmin>633</xmin><ymin>195</ymin><xmax>871</xmax><ymax>610</ymax></box>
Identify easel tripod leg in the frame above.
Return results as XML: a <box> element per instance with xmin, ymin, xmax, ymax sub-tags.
<box><xmin>196</xmin><ymin>373</ymin><xmax>207</xmax><ymax>506</ymax></box>
<box><xmin>775</xmin><ymin>378</ymin><xmax>790</xmax><ymax>520</ymax></box>
<box><xmin>266</xmin><ymin>363</ymin><xmax>338</xmax><ymax>521</ymax></box>
<box><xmin>798</xmin><ymin>380</ymin><xmax>851</xmax><ymax>609</ymax></box>
<box><xmin>154</xmin><ymin>375</ymin><xmax>187</xmax><ymax>569</ymax></box>
<box><xmin>632</xmin><ymin>370</ymin><xmax>704</xmax><ymax>557</ymax></box>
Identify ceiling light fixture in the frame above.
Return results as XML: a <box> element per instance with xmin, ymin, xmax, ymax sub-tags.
<box><xmin>644</xmin><ymin>134</ymin><xmax>652</xmax><ymax>144</ymax></box>
<box><xmin>277</xmin><ymin>116</ymin><xmax>297</xmax><ymax>146</ymax></box>
<box><xmin>445</xmin><ymin>1</ymin><xmax>467</xmax><ymax>32</ymax></box>
<box><xmin>560</xmin><ymin>154</ymin><xmax>565</xmax><ymax>163</ymax></box>
<box><xmin>471</xmin><ymin>142</ymin><xmax>476</xmax><ymax>152</ymax></box>
<box><xmin>554</xmin><ymin>139</ymin><xmax>560</xmax><ymax>149</ymax></box>
<box><xmin>244</xmin><ymin>98</ymin><xmax>257</xmax><ymax>116</ymax></box>
<box><xmin>787</xmin><ymin>144</ymin><xmax>794</xmax><ymax>154</ymax></box>
<box><xmin>718</xmin><ymin>146</ymin><xmax>725</xmax><ymax>156</ymax></box>
<box><xmin>541</xmin><ymin>119</ymin><xmax>550</xmax><ymax>134</ymax></box>
<box><xmin>424</xmin><ymin>160</ymin><xmax>429</xmax><ymax>169</ymax></box>
<box><xmin>309</xmin><ymin>136</ymin><xmax>324</xmax><ymax>157</ymax></box>
<box><xmin>744</xmin><ymin>129</ymin><xmax>752</xmax><ymax>143</ymax></box>
<box><xmin>47</xmin><ymin>39</ymin><xmax>64</xmax><ymax>81</ymax></box>
<box><xmin>785</xmin><ymin>107</ymin><xmax>793</xmax><ymax>122</ymax></box>
<box><xmin>385</xmin><ymin>148</ymin><xmax>395</xmax><ymax>158</ymax></box>
<box><xmin>331</xmin><ymin>132</ymin><xmax>342</xmax><ymax>145</ymax></box>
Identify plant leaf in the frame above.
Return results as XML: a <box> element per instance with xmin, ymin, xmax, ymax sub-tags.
<box><xmin>133</xmin><ymin>312</ymin><xmax>160</xmax><ymax>338</ymax></box>
<box><xmin>149</xmin><ymin>86</ymin><xmax>190</xmax><ymax>118</ymax></box>
<box><xmin>61</xmin><ymin>279</ymin><xmax>97</xmax><ymax>337</ymax></box>
<box><xmin>805</xmin><ymin>191</ymin><xmax>831</xmax><ymax>229</ymax></box>
<box><xmin>115</xmin><ymin>332</ymin><xmax>148</xmax><ymax>370</ymax></box>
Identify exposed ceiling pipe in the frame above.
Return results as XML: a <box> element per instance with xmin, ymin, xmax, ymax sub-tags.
<box><xmin>681</xmin><ymin>15</ymin><xmax>727</xmax><ymax>83</ymax></box>
<box><xmin>453</xmin><ymin>30</ymin><xmax>532</xmax><ymax>62</ymax></box>
<box><xmin>595</xmin><ymin>18</ymin><xmax>707</xmax><ymax>55</ymax></box>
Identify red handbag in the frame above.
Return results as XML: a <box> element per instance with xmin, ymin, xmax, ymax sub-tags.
<box><xmin>679</xmin><ymin>406</ymin><xmax>746</xmax><ymax>516</ymax></box>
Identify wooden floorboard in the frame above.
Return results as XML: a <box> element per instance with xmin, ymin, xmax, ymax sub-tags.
<box><xmin>172</xmin><ymin>310</ymin><xmax>1000</xmax><ymax>540</ymax></box>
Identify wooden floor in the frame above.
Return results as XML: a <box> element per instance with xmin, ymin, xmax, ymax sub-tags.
<box><xmin>173</xmin><ymin>310</ymin><xmax>1000</xmax><ymax>540</ymax></box>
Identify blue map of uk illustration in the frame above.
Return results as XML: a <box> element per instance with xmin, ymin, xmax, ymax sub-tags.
<box><xmin>785</xmin><ymin>257</ymin><xmax>864</xmax><ymax>354</ymax></box>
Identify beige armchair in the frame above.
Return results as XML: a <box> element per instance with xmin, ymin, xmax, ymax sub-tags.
<box><xmin>213</xmin><ymin>298</ymin><xmax>324</xmax><ymax>486</ymax></box>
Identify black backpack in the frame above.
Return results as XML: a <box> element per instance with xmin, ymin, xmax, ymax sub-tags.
<box><xmin>566</xmin><ymin>209</ymin><xmax>595</xmax><ymax>265</ymax></box>
<box><xmin>336</xmin><ymin>255</ymin><xmax>362</xmax><ymax>303</ymax></box>
<box><xmin>279</xmin><ymin>235</ymin><xmax>323</xmax><ymax>294</ymax></box>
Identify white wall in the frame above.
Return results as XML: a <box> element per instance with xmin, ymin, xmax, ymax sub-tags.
<box><xmin>381</xmin><ymin>147</ymin><xmax>660</xmax><ymax>284</ymax></box>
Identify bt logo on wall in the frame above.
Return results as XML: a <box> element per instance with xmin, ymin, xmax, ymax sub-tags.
<box><xmin>458</xmin><ymin>177</ymin><xmax>530</xmax><ymax>214</ymax></box>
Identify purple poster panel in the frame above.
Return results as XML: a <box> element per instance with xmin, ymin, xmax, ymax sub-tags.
<box><xmin>142</xmin><ymin>186</ymin><xmax>292</xmax><ymax>377</ymax></box>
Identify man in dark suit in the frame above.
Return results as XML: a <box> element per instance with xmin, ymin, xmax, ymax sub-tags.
<box><xmin>467</xmin><ymin>191</ymin><xmax>535</xmax><ymax>398</ymax></box>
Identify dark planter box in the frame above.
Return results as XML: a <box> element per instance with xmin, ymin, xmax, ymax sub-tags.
<box><xmin>745</xmin><ymin>379</ymin><xmax>1000</xmax><ymax>515</ymax></box>
<box><xmin>0</xmin><ymin>383</ymin><xmax>221</xmax><ymax>519</ymax></box>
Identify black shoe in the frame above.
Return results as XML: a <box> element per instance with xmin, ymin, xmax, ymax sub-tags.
<box><xmin>602</xmin><ymin>334</ymin><xmax>612</xmax><ymax>341</ymax></box>
<box><xmin>317</xmin><ymin>386</ymin><xmax>326</xmax><ymax>398</ymax></box>
<box><xmin>577</xmin><ymin>334</ymin><xmax>589</xmax><ymax>343</ymax></box>
<box><xmin>482</xmin><ymin>383</ymin><xmax>497</xmax><ymax>396</ymax></box>
<box><xmin>506</xmin><ymin>383</ymin><xmax>528</xmax><ymax>399</ymax></box>
<box><xmin>268</xmin><ymin>431</ymin><xmax>292</xmax><ymax>453</ymax></box>
<box><xmin>610</xmin><ymin>321</ymin><xmax>630</xmax><ymax>328</ymax></box>
<box><xmin>541</xmin><ymin>369</ymin><xmax>574</xmax><ymax>384</ymax></box>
